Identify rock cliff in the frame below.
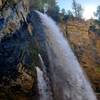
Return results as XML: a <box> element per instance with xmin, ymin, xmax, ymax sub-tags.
<box><xmin>60</xmin><ymin>18</ymin><xmax>100</xmax><ymax>99</ymax></box>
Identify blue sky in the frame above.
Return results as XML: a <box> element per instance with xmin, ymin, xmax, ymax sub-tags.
<box><xmin>57</xmin><ymin>0</ymin><xmax>100</xmax><ymax>19</ymax></box>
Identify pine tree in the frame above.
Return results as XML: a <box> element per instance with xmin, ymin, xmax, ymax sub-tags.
<box><xmin>72</xmin><ymin>0</ymin><xmax>83</xmax><ymax>18</ymax></box>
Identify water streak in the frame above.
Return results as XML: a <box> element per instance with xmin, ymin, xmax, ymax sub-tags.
<box><xmin>36</xmin><ymin>67</ymin><xmax>52</xmax><ymax>100</ymax></box>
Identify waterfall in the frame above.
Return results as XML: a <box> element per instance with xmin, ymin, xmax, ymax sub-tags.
<box><xmin>36</xmin><ymin>11</ymin><xmax>97</xmax><ymax>100</ymax></box>
<box><xmin>36</xmin><ymin>67</ymin><xmax>53</xmax><ymax>100</ymax></box>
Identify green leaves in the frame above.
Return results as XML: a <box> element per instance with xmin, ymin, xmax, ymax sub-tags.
<box><xmin>72</xmin><ymin>0</ymin><xmax>83</xmax><ymax>18</ymax></box>
<box><xmin>94</xmin><ymin>6</ymin><xmax>100</xmax><ymax>21</ymax></box>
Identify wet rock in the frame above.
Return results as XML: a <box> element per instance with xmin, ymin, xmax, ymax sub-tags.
<box><xmin>0</xmin><ymin>20</ymin><xmax>38</xmax><ymax>100</ymax></box>
<box><xmin>27</xmin><ymin>11</ymin><xmax>49</xmax><ymax>67</ymax></box>
<box><xmin>0</xmin><ymin>18</ymin><xmax>5</xmax><ymax>31</ymax></box>
<box><xmin>0</xmin><ymin>1</ymin><xmax>43</xmax><ymax>100</ymax></box>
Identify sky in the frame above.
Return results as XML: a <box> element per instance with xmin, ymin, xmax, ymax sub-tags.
<box><xmin>57</xmin><ymin>0</ymin><xmax>100</xmax><ymax>19</ymax></box>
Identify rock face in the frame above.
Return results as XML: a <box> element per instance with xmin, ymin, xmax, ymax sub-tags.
<box><xmin>0</xmin><ymin>0</ymin><xmax>51</xmax><ymax>99</ymax></box>
<box><xmin>0</xmin><ymin>1</ymin><xmax>43</xmax><ymax>100</ymax></box>
<box><xmin>60</xmin><ymin>18</ymin><xmax>100</xmax><ymax>99</ymax></box>
<box><xmin>0</xmin><ymin>21</ymin><xmax>38</xmax><ymax>100</ymax></box>
<box><xmin>0</xmin><ymin>1</ymin><xmax>50</xmax><ymax>97</ymax></box>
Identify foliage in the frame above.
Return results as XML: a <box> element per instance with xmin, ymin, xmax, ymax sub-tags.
<box><xmin>94</xmin><ymin>6</ymin><xmax>100</xmax><ymax>21</ymax></box>
<box><xmin>29</xmin><ymin>0</ymin><xmax>56</xmax><ymax>11</ymax></box>
<box><xmin>61</xmin><ymin>8</ymin><xmax>66</xmax><ymax>15</ymax></box>
<box><xmin>95</xmin><ymin>19</ymin><xmax>100</xmax><ymax>24</ymax></box>
<box><xmin>67</xmin><ymin>10</ymin><xmax>73</xmax><ymax>17</ymax></box>
<box><xmin>89</xmin><ymin>25</ymin><xmax>100</xmax><ymax>36</ymax></box>
<box><xmin>72</xmin><ymin>0</ymin><xmax>83</xmax><ymax>18</ymax></box>
<box><xmin>47</xmin><ymin>5</ymin><xmax>60</xmax><ymax>22</ymax></box>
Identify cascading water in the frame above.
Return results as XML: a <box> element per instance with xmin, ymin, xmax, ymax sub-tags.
<box><xmin>36</xmin><ymin>11</ymin><xmax>97</xmax><ymax>100</ymax></box>
<box><xmin>36</xmin><ymin>67</ymin><xmax>52</xmax><ymax>100</ymax></box>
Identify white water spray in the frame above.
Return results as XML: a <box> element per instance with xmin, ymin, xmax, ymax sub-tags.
<box><xmin>36</xmin><ymin>67</ymin><xmax>52</xmax><ymax>100</ymax></box>
<box><xmin>36</xmin><ymin>11</ymin><xmax>97</xmax><ymax>100</ymax></box>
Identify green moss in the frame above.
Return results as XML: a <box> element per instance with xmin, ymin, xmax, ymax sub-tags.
<box><xmin>30</xmin><ymin>47</ymin><xmax>40</xmax><ymax>66</ymax></box>
<box><xmin>95</xmin><ymin>67</ymin><xmax>100</xmax><ymax>72</ymax></box>
<box><xmin>28</xmin><ymin>40</ymin><xmax>41</xmax><ymax>71</ymax></box>
<box><xmin>0</xmin><ymin>88</ymin><xmax>14</xmax><ymax>100</ymax></box>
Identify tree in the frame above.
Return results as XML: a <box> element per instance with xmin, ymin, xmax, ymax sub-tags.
<box><xmin>72</xmin><ymin>0</ymin><xmax>83</xmax><ymax>18</ymax></box>
<box><xmin>47</xmin><ymin>5</ymin><xmax>60</xmax><ymax>22</ymax></box>
<box><xmin>94</xmin><ymin>6</ymin><xmax>100</xmax><ymax>21</ymax></box>
<box><xmin>61</xmin><ymin>8</ymin><xmax>66</xmax><ymax>15</ymax></box>
<box><xmin>72</xmin><ymin>0</ymin><xmax>77</xmax><ymax>16</ymax></box>
<box><xmin>29</xmin><ymin>0</ymin><xmax>41</xmax><ymax>10</ymax></box>
<box><xmin>62</xmin><ymin>10</ymin><xmax>73</xmax><ymax>21</ymax></box>
<box><xmin>67</xmin><ymin>10</ymin><xmax>73</xmax><ymax>17</ymax></box>
<box><xmin>47</xmin><ymin>0</ymin><xmax>56</xmax><ymax>8</ymax></box>
<box><xmin>29</xmin><ymin>0</ymin><xmax>56</xmax><ymax>12</ymax></box>
<box><xmin>76</xmin><ymin>4</ymin><xmax>83</xmax><ymax>18</ymax></box>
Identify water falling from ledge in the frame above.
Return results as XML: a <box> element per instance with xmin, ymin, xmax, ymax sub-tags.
<box><xmin>36</xmin><ymin>11</ymin><xmax>97</xmax><ymax>100</ymax></box>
